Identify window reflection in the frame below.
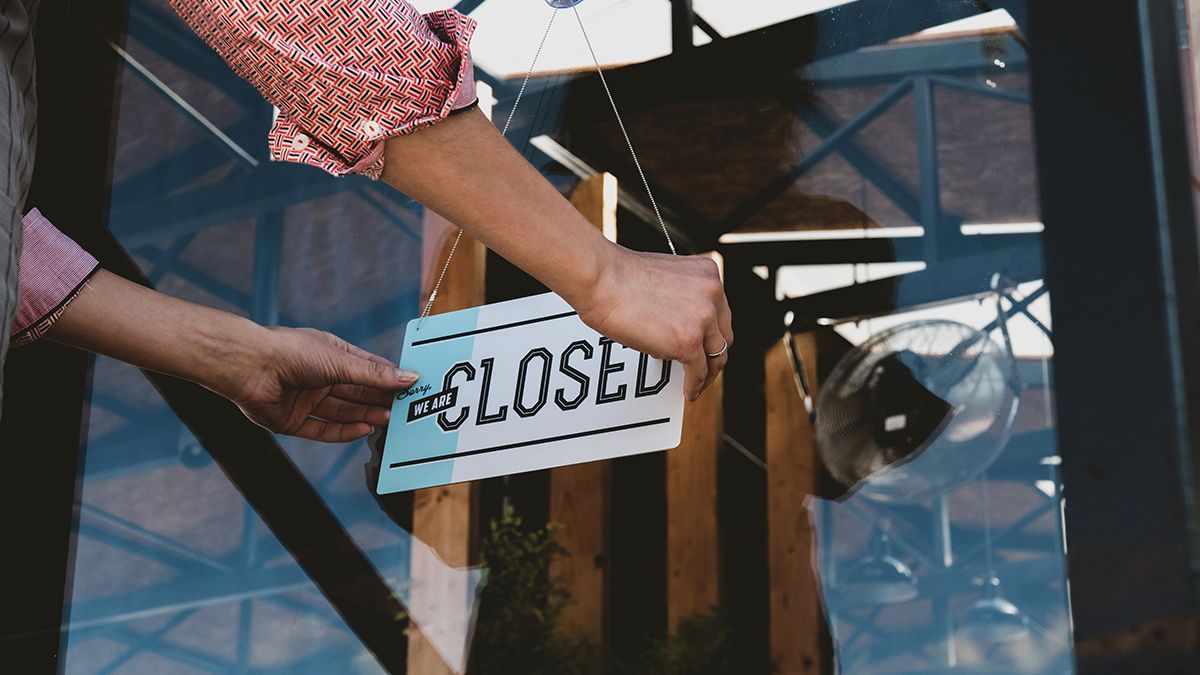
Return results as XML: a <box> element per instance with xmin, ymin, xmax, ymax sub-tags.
<box><xmin>803</xmin><ymin>287</ymin><xmax>1070</xmax><ymax>673</ymax></box>
<box><xmin>54</xmin><ymin>0</ymin><xmax>1076</xmax><ymax>673</ymax></box>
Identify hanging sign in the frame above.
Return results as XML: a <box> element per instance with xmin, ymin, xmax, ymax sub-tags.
<box><xmin>377</xmin><ymin>292</ymin><xmax>685</xmax><ymax>494</ymax></box>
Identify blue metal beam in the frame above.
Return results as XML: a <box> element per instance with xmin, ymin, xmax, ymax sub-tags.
<box><xmin>110</xmin><ymin>40</ymin><xmax>259</xmax><ymax>168</ymax></box>
<box><xmin>982</xmin><ymin>283</ymin><xmax>1049</xmax><ymax>337</ymax></box>
<box><xmin>110</xmin><ymin>165</ymin><xmax>343</xmax><ymax>249</ymax></box>
<box><xmin>725</xmin><ymin>67</ymin><xmax>1026</xmax><ymax>236</ymax></box>
<box><xmin>914</xmin><ymin>76</ymin><xmax>944</xmax><ymax>262</ymax></box>
<box><xmin>453</xmin><ymin>0</ymin><xmax>486</xmax><ymax>14</ymax></box>
<box><xmin>89</xmin><ymin>392</ymin><xmax>143</xmax><ymax>422</ymax></box>
<box><xmin>328</xmin><ymin>289</ymin><xmax>420</xmax><ymax>340</ymax></box>
<box><xmin>109</xmin><ymin>121</ymin><xmax>258</xmax><ymax>208</ymax></box>
<box><xmin>251</xmin><ymin>211</ymin><xmax>284</xmax><ymax>326</ymax></box>
<box><xmin>127</xmin><ymin>0</ymin><xmax>258</xmax><ymax>106</ymax></box>
<box><xmin>355</xmin><ymin>184</ymin><xmax>421</xmax><ymax>240</ymax></box>
<box><xmin>235</xmin><ymin>598</ymin><xmax>253</xmax><ymax>673</ymax></box>
<box><xmin>95</xmin><ymin>609</ymin><xmax>199</xmax><ymax>675</ymax></box>
<box><xmin>804</xmin><ymin>35</ymin><xmax>1028</xmax><ymax>85</ymax></box>
<box><xmin>811</xmin><ymin>0</ymin><xmax>992</xmax><ymax>62</ymax></box>
<box><xmin>93</xmin><ymin>624</ymin><xmax>230</xmax><ymax>673</ymax></box>
<box><xmin>929</xmin><ymin>73</ymin><xmax>1031</xmax><ymax>104</ymax></box>
<box><xmin>318</xmin><ymin>444</ymin><xmax>366</xmax><ymax>492</ymax></box>
<box><xmin>136</xmin><ymin>246</ymin><xmax>254</xmax><ymax>311</ymax></box>
<box><xmin>146</xmin><ymin>234</ymin><xmax>197</xmax><ymax>286</ymax></box>
<box><xmin>245</xmin><ymin>644</ymin><xmax>384</xmax><ymax>674</ymax></box>
<box><xmin>718</xmin><ymin>79</ymin><xmax>916</xmax><ymax>230</ymax></box>
<box><xmin>74</xmin><ymin>521</ymin><xmax>206</xmax><ymax>575</ymax></box>
<box><xmin>66</xmin><ymin>543</ymin><xmax>410</xmax><ymax>629</ymax></box>
<box><xmin>80</xmin><ymin>411</ymin><xmax>182</xmax><ymax>478</ymax></box>
<box><xmin>79</xmin><ymin>502</ymin><xmax>235</xmax><ymax>574</ymax></box>
<box><xmin>781</xmin><ymin>242</ymin><xmax>1042</xmax><ymax>322</ymax></box>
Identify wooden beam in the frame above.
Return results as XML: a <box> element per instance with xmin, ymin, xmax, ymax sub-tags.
<box><xmin>549</xmin><ymin>173</ymin><xmax>618</xmax><ymax>646</ymax></box>
<box><xmin>408</xmin><ymin>83</ymin><xmax>493</xmax><ymax>675</ymax></box>
<box><xmin>765</xmin><ymin>334</ymin><xmax>825</xmax><ymax>674</ymax></box>
<box><xmin>566</xmin><ymin>170</ymin><xmax>618</xmax><ymax>241</ymax></box>
<box><xmin>549</xmin><ymin>459</ymin><xmax>611</xmax><ymax>640</ymax></box>
<box><xmin>667</xmin><ymin>371</ymin><xmax>723</xmax><ymax>626</ymax></box>
<box><xmin>408</xmin><ymin>211</ymin><xmax>486</xmax><ymax>675</ymax></box>
<box><xmin>666</xmin><ymin>252</ymin><xmax>724</xmax><ymax>628</ymax></box>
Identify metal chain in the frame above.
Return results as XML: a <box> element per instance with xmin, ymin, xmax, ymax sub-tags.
<box><xmin>420</xmin><ymin>4</ymin><xmax>676</xmax><ymax>329</ymax></box>
<box><xmin>571</xmin><ymin>4</ymin><xmax>676</xmax><ymax>254</ymax></box>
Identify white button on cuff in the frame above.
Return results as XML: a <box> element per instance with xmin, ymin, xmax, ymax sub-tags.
<box><xmin>361</xmin><ymin>120</ymin><xmax>383</xmax><ymax>138</ymax></box>
<box><xmin>291</xmin><ymin>134</ymin><xmax>310</xmax><ymax>151</ymax></box>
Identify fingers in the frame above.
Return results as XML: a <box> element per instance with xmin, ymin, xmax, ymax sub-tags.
<box><xmin>702</xmin><ymin>259</ymin><xmax>733</xmax><ymax>393</ymax></box>
<box><xmin>339</xmin><ymin>338</ymin><xmax>399</xmax><ymax>369</ymax></box>
<box><xmin>702</xmin><ymin>257</ymin><xmax>734</xmax><ymax>351</ymax></box>
<box><xmin>331</xmin><ymin>347</ymin><xmax>419</xmax><ymax>392</ymax></box>
<box><xmin>681</xmin><ymin>357</ymin><xmax>707</xmax><ymax>402</ymax></box>
<box><xmin>710</xmin><ymin>291</ymin><xmax>729</xmax><ymax>348</ymax></box>
<box><xmin>697</xmin><ymin>331</ymin><xmax>728</xmax><ymax>395</ymax></box>
<box><xmin>293</xmin><ymin>417</ymin><xmax>374</xmax><ymax>443</ymax></box>
<box><xmin>331</xmin><ymin>383</ymin><xmax>394</xmax><ymax>408</ymax></box>
<box><xmin>684</xmin><ymin>260</ymin><xmax>731</xmax><ymax>400</ymax></box>
<box><xmin>314</xmin><ymin>396</ymin><xmax>391</xmax><ymax>426</ymax></box>
<box><xmin>680</xmin><ymin>334</ymin><xmax>709</xmax><ymax>401</ymax></box>
<box><xmin>314</xmin><ymin>331</ymin><xmax>412</xmax><ymax>391</ymax></box>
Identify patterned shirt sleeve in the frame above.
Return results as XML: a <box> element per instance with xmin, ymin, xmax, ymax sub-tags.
<box><xmin>10</xmin><ymin>209</ymin><xmax>100</xmax><ymax>348</ymax></box>
<box><xmin>169</xmin><ymin>0</ymin><xmax>478</xmax><ymax>180</ymax></box>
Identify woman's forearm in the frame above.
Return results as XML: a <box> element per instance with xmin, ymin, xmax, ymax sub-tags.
<box><xmin>46</xmin><ymin>269</ymin><xmax>272</xmax><ymax>399</ymax></box>
<box><xmin>381</xmin><ymin>106</ymin><xmax>613</xmax><ymax>308</ymax></box>
<box><xmin>45</xmin><ymin>269</ymin><xmax>415</xmax><ymax>441</ymax></box>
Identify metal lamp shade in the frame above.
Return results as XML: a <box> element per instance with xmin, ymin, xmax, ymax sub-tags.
<box><xmin>838</xmin><ymin>554</ymin><xmax>919</xmax><ymax>605</ymax></box>
<box><xmin>956</xmin><ymin>595</ymin><xmax>1030</xmax><ymax>645</ymax></box>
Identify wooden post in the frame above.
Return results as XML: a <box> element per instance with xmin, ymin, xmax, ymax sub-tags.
<box><xmin>765</xmin><ymin>333</ymin><xmax>825</xmax><ymax>674</ymax></box>
<box><xmin>666</xmin><ymin>254</ymin><xmax>724</xmax><ymax>628</ymax></box>
<box><xmin>407</xmin><ymin>83</ymin><xmax>493</xmax><ymax>675</ymax></box>
<box><xmin>548</xmin><ymin>173</ymin><xmax>618</xmax><ymax>645</ymax></box>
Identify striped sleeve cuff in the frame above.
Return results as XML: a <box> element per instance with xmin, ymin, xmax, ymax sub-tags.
<box><xmin>10</xmin><ymin>208</ymin><xmax>100</xmax><ymax>347</ymax></box>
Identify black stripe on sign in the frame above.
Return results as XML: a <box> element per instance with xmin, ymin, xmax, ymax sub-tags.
<box><xmin>410</xmin><ymin>310</ymin><xmax>578</xmax><ymax>347</ymax></box>
<box><xmin>388</xmin><ymin>417</ymin><xmax>672</xmax><ymax>470</ymax></box>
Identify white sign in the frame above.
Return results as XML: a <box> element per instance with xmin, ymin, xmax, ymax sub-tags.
<box><xmin>377</xmin><ymin>292</ymin><xmax>685</xmax><ymax>494</ymax></box>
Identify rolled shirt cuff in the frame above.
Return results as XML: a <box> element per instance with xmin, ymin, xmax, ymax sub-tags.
<box><xmin>11</xmin><ymin>208</ymin><xmax>100</xmax><ymax>346</ymax></box>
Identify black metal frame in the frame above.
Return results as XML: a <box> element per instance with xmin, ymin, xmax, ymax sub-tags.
<box><xmin>0</xmin><ymin>1</ymin><xmax>125</xmax><ymax>669</ymax></box>
<box><xmin>1028</xmin><ymin>1</ymin><xmax>1200</xmax><ymax>672</ymax></box>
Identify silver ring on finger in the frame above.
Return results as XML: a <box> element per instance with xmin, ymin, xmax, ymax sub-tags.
<box><xmin>706</xmin><ymin>338</ymin><xmax>728</xmax><ymax>359</ymax></box>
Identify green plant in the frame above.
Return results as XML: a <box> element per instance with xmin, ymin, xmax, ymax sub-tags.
<box><xmin>467</xmin><ymin>505</ymin><xmax>597</xmax><ymax>675</ymax></box>
<box><xmin>618</xmin><ymin>610</ymin><xmax>738</xmax><ymax>675</ymax></box>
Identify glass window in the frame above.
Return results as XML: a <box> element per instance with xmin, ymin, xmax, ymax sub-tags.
<box><xmin>16</xmin><ymin>1</ymin><xmax>1088</xmax><ymax>673</ymax></box>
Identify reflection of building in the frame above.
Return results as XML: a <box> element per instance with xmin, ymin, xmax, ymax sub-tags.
<box><xmin>5</xmin><ymin>1</ymin><xmax>1200</xmax><ymax>674</ymax></box>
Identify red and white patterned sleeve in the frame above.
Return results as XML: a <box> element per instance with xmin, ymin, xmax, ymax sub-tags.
<box><xmin>10</xmin><ymin>209</ymin><xmax>100</xmax><ymax>348</ymax></box>
<box><xmin>168</xmin><ymin>0</ymin><xmax>478</xmax><ymax>180</ymax></box>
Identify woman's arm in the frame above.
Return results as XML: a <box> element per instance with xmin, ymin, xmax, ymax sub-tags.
<box><xmin>382</xmin><ymin>107</ymin><xmax>733</xmax><ymax>400</ymax></box>
<box><xmin>167</xmin><ymin>1</ymin><xmax>732</xmax><ymax>398</ymax></box>
<box><xmin>48</xmin><ymin>270</ymin><xmax>417</xmax><ymax>442</ymax></box>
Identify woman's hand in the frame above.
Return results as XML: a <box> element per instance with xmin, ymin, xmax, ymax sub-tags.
<box><xmin>574</xmin><ymin>246</ymin><xmax>733</xmax><ymax>401</ymax></box>
<box><xmin>382</xmin><ymin>110</ymin><xmax>732</xmax><ymax>401</ymax></box>
<box><xmin>48</xmin><ymin>269</ymin><xmax>416</xmax><ymax>443</ymax></box>
<box><xmin>223</xmin><ymin>327</ymin><xmax>417</xmax><ymax>442</ymax></box>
